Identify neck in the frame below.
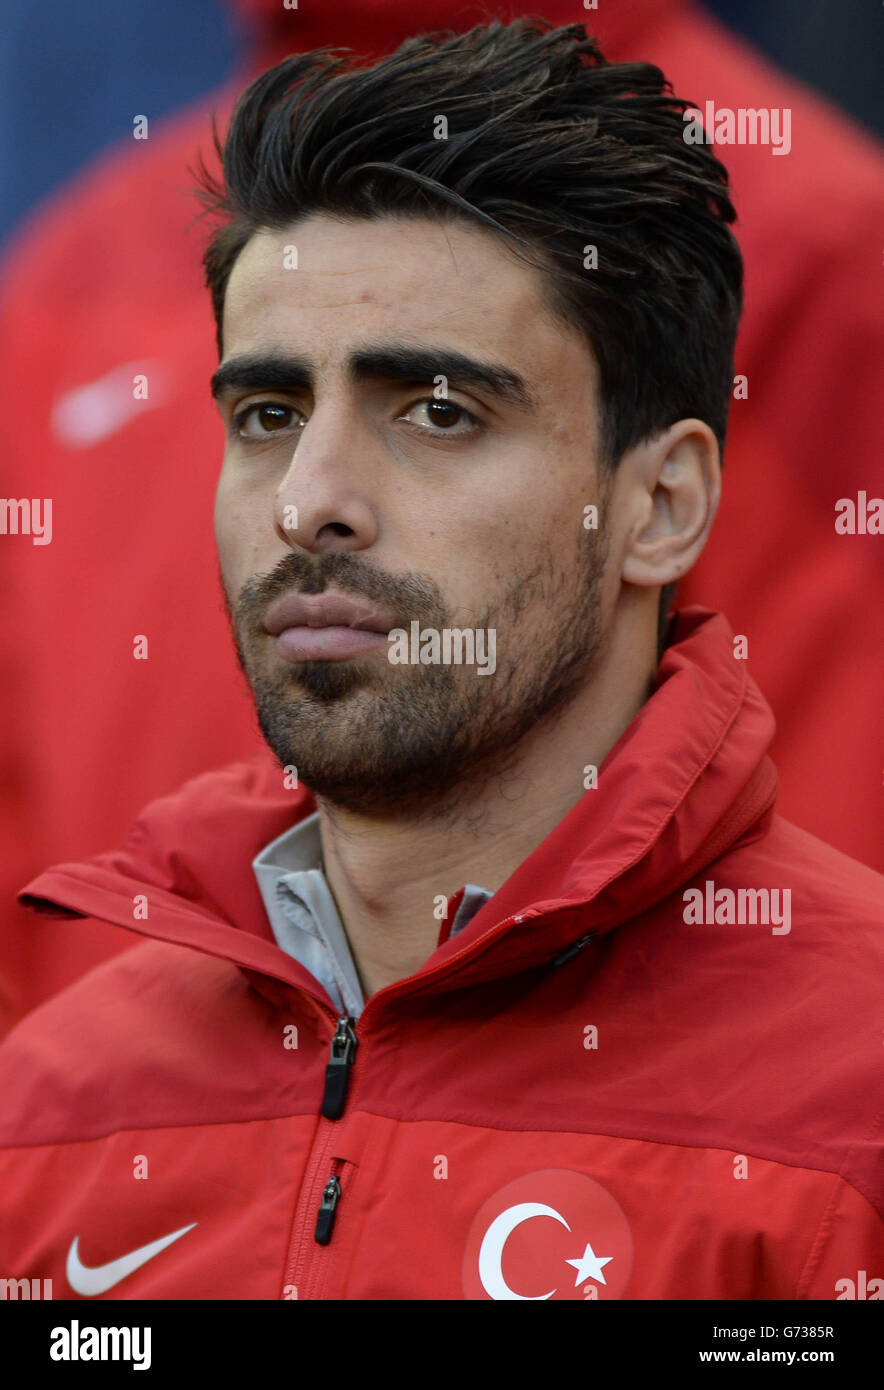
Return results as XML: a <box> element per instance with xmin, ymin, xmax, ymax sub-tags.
<box><xmin>319</xmin><ymin>594</ymin><xmax>657</xmax><ymax>998</ymax></box>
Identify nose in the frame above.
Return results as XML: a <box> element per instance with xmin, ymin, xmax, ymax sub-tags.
<box><xmin>273</xmin><ymin>399</ymin><xmax>379</xmax><ymax>555</ymax></box>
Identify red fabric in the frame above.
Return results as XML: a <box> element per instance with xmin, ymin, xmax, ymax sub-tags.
<box><xmin>1</xmin><ymin>0</ymin><xmax>882</xmax><ymax>1035</ymax></box>
<box><xmin>0</xmin><ymin>609</ymin><xmax>881</xmax><ymax>1299</ymax></box>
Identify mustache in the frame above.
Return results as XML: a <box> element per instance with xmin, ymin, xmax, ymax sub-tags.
<box><xmin>230</xmin><ymin>550</ymin><xmax>449</xmax><ymax>631</ymax></box>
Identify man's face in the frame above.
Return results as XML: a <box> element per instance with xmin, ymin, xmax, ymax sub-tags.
<box><xmin>214</xmin><ymin>213</ymin><xmax>616</xmax><ymax>816</ymax></box>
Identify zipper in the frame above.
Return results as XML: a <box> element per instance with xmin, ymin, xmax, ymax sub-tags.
<box><xmin>281</xmin><ymin>1014</ymin><xmax>359</xmax><ymax>1298</ymax></box>
<box><xmin>282</xmin><ymin>1111</ymin><xmax>337</xmax><ymax>1298</ymax></box>
<box><xmin>307</xmin><ymin>1158</ymin><xmax>349</xmax><ymax>1301</ymax></box>
<box><xmin>549</xmin><ymin>931</ymin><xmax>596</xmax><ymax>968</ymax></box>
<box><xmin>314</xmin><ymin>1173</ymin><xmax>342</xmax><ymax>1245</ymax></box>
<box><xmin>280</xmin><ymin>912</ymin><xmax>526</xmax><ymax>1297</ymax></box>
<box><xmin>321</xmin><ymin>1016</ymin><xmax>358</xmax><ymax>1119</ymax></box>
<box><xmin>280</xmin><ymin>908</ymin><xmax>573</xmax><ymax>1297</ymax></box>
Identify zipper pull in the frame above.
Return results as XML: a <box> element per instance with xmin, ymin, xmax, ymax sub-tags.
<box><xmin>321</xmin><ymin>1016</ymin><xmax>358</xmax><ymax>1120</ymax></box>
<box><xmin>314</xmin><ymin>1175</ymin><xmax>342</xmax><ymax>1245</ymax></box>
<box><xmin>550</xmin><ymin>931</ymin><xmax>596</xmax><ymax>969</ymax></box>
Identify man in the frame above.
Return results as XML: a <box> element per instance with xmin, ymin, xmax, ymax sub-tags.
<box><xmin>3</xmin><ymin>0</ymin><xmax>883</xmax><ymax>1042</ymax></box>
<box><xmin>0</xmin><ymin>21</ymin><xmax>881</xmax><ymax>1301</ymax></box>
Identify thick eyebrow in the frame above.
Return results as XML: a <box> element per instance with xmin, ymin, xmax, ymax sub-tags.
<box><xmin>349</xmin><ymin>344</ymin><xmax>535</xmax><ymax>411</ymax></box>
<box><xmin>210</xmin><ymin>343</ymin><xmax>535</xmax><ymax>411</ymax></box>
<box><xmin>210</xmin><ymin>352</ymin><xmax>312</xmax><ymax>401</ymax></box>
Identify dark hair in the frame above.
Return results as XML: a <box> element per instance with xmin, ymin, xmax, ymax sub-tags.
<box><xmin>196</xmin><ymin>19</ymin><xmax>744</xmax><ymax>643</ymax></box>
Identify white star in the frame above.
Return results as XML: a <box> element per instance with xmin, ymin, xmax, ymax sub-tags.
<box><xmin>566</xmin><ymin>1242</ymin><xmax>613</xmax><ymax>1287</ymax></box>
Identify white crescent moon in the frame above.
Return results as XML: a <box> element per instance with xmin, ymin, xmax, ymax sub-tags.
<box><xmin>478</xmin><ymin>1201</ymin><xmax>571</xmax><ymax>1300</ymax></box>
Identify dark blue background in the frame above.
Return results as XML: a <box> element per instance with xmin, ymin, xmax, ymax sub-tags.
<box><xmin>1</xmin><ymin>0</ymin><xmax>881</xmax><ymax>244</ymax></box>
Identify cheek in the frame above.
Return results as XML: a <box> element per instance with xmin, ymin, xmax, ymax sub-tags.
<box><xmin>214</xmin><ymin>471</ymin><xmax>265</xmax><ymax>592</ymax></box>
<box><xmin>213</xmin><ymin>472</ymin><xmax>238</xmax><ymax>565</ymax></box>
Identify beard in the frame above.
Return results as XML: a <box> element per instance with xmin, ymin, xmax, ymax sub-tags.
<box><xmin>224</xmin><ymin>519</ymin><xmax>609</xmax><ymax>820</ymax></box>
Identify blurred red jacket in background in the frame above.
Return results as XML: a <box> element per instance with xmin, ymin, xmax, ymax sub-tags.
<box><xmin>1</xmin><ymin>0</ymin><xmax>882</xmax><ymax>1034</ymax></box>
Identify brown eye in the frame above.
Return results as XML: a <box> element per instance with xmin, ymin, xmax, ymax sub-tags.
<box><xmin>235</xmin><ymin>403</ymin><xmax>300</xmax><ymax>439</ymax></box>
<box><xmin>400</xmin><ymin>398</ymin><xmax>479</xmax><ymax>435</ymax></box>
<box><xmin>426</xmin><ymin>400</ymin><xmax>461</xmax><ymax>428</ymax></box>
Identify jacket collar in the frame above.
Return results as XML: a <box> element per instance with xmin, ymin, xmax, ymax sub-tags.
<box><xmin>19</xmin><ymin>608</ymin><xmax>778</xmax><ymax>1011</ymax></box>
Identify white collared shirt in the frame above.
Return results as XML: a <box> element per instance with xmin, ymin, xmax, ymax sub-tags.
<box><xmin>252</xmin><ymin>812</ymin><xmax>493</xmax><ymax>1018</ymax></box>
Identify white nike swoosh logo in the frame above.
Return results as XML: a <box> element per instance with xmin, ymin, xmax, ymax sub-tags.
<box><xmin>66</xmin><ymin>1222</ymin><xmax>197</xmax><ymax>1296</ymax></box>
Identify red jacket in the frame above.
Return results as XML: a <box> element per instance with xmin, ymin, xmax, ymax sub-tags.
<box><xmin>1</xmin><ymin>609</ymin><xmax>881</xmax><ymax>1300</ymax></box>
<box><xmin>1</xmin><ymin>0</ymin><xmax>882</xmax><ymax>1033</ymax></box>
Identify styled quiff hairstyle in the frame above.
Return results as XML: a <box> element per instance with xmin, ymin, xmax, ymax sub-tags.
<box><xmin>197</xmin><ymin>19</ymin><xmax>744</xmax><ymax>632</ymax></box>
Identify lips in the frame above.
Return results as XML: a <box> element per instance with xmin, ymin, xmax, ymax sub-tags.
<box><xmin>262</xmin><ymin>590</ymin><xmax>399</xmax><ymax>664</ymax></box>
<box><xmin>263</xmin><ymin>591</ymin><xmax>397</xmax><ymax>637</ymax></box>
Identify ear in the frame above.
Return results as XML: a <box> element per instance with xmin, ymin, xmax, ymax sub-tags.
<box><xmin>619</xmin><ymin>419</ymin><xmax>721</xmax><ymax>588</ymax></box>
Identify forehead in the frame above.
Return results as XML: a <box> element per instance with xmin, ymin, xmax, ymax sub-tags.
<box><xmin>222</xmin><ymin>213</ymin><xmax>594</xmax><ymax>393</ymax></box>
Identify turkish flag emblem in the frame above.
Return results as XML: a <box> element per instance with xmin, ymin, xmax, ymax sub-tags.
<box><xmin>462</xmin><ymin>1169</ymin><xmax>633</xmax><ymax>1300</ymax></box>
